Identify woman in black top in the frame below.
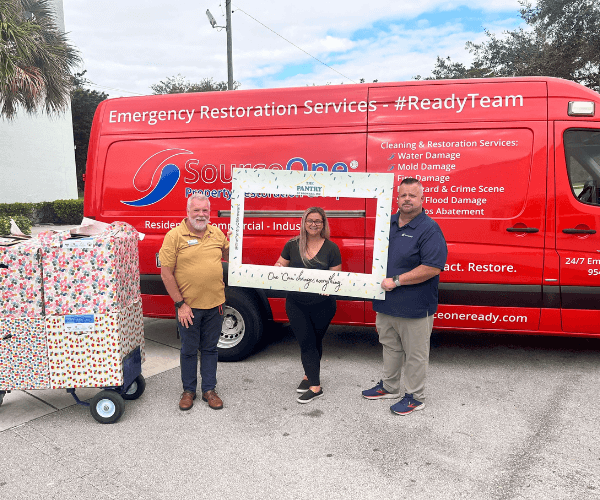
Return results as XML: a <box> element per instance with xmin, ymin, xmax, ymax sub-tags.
<box><xmin>275</xmin><ymin>207</ymin><xmax>342</xmax><ymax>404</ymax></box>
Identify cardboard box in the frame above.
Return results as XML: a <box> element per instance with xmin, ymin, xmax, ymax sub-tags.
<box><xmin>39</xmin><ymin>222</ymin><xmax>141</xmax><ymax>316</ymax></box>
<box><xmin>0</xmin><ymin>222</ymin><xmax>145</xmax><ymax>392</ymax></box>
<box><xmin>0</xmin><ymin>237</ymin><xmax>44</xmax><ymax>318</ymax></box>
<box><xmin>0</xmin><ymin>317</ymin><xmax>50</xmax><ymax>390</ymax></box>
<box><xmin>46</xmin><ymin>300</ymin><xmax>145</xmax><ymax>389</ymax></box>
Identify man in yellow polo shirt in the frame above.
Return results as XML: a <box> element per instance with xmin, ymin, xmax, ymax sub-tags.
<box><xmin>159</xmin><ymin>193</ymin><xmax>229</xmax><ymax>411</ymax></box>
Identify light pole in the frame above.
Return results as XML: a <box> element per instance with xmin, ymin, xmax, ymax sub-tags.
<box><xmin>206</xmin><ymin>1</ymin><xmax>233</xmax><ymax>90</ymax></box>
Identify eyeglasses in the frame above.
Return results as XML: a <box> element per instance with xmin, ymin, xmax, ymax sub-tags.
<box><xmin>306</xmin><ymin>219</ymin><xmax>323</xmax><ymax>227</ymax></box>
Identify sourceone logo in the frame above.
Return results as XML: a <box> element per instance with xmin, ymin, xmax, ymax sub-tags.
<box><xmin>121</xmin><ymin>149</ymin><xmax>360</xmax><ymax>207</ymax></box>
<box><xmin>121</xmin><ymin>149</ymin><xmax>192</xmax><ymax>207</ymax></box>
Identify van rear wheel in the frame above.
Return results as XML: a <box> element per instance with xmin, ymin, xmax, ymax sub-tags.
<box><xmin>219</xmin><ymin>288</ymin><xmax>263</xmax><ymax>361</ymax></box>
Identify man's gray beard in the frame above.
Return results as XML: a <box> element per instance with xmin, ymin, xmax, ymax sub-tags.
<box><xmin>190</xmin><ymin>218</ymin><xmax>208</xmax><ymax>231</ymax></box>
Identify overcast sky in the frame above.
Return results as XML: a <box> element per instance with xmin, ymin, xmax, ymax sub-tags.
<box><xmin>62</xmin><ymin>0</ymin><xmax>525</xmax><ymax>98</ymax></box>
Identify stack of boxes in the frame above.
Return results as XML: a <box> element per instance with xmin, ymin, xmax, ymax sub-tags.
<box><xmin>0</xmin><ymin>222</ymin><xmax>145</xmax><ymax>392</ymax></box>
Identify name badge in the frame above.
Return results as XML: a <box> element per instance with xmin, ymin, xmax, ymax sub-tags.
<box><xmin>187</xmin><ymin>239</ymin><xmax>198</xmax><ymax>245</ymax></box>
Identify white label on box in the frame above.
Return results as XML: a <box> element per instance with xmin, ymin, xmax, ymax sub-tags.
<box><xmin>64</xmin><ymin>314</ymin><xmax>95</xmax><ymax>333</ymax></box>
<box><xmin>62</xmin><ymin>238</ymin><xmax>94</xmax><ymax>249</ymax></box>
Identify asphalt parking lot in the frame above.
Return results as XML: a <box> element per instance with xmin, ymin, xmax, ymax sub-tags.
<box><xmin>1</xmin><ymin>320</ymin><xmax>600</xmax><ymax>500</ymax></box>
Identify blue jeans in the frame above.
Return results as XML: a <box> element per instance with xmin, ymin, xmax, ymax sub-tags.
<box><xmin>179</xmin><ymin>306</ymin><xmax>223</xmax><ymax>393</ymax></box>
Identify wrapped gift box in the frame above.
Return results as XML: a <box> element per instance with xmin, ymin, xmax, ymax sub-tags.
<box><xmin>46</xmin><ymin>300</ymin><xmax>145</xmax><ymax>389</ymax></box>
<box><xmin>0</xmin><ymin>237</ymin><xmax>44</xmax><ymax>318</ymax></box>
<box><xmin>0</xmin><ymin>317</ymin><xmax>50</xmax><ymax>390</ymax></box>
<box><xmin>38</xmin><ymin>222</ymin><xmax>141</xmax><ymax>316</ymax></box>
<box><xmin>0</xmin><ymin>222</ymin><xmax>141</xmax><ymax>318</ymax></box>
<box><xmin>0</xmin><ymin>222</ymin><xmax>145</xmax><ymax>392</ymax></box>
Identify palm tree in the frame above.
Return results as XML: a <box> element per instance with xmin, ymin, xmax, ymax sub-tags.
<box><xmin>0</xmin><ymin>0</ymin><xmax>81</xmax><ymax>119</ymax></box>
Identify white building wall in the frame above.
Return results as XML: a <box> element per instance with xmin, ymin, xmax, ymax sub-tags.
<box><xmin>0</xmin><ymin>0</ymin><xmax>78</xmax><ymax>204</ymax></box>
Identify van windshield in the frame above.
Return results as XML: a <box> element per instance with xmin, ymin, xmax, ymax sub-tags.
<box><xmin>564</xmin><ymin>129</ymin><xmax>600</xmax><ymax>206</ymax></box>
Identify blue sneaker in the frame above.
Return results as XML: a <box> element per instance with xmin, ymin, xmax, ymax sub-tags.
<box><xmin>390</xmin><ymin>393</ymin><xmax>425</xmax><ymax>415</ymax></box>
<box><xmin>362</xmin><ymin>380</ymin><xmax>401</xmax><ymax>400</ymax></box>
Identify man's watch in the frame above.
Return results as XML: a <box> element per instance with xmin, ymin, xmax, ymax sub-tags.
<box><xmin>393</xmin><ymin>275</ymin><xmax>401</xmax><ymax>287</ymax></box>
<box><xmin>175</xmin><ymin>300</ymin><xmax>185</xmax><ymax>309</ymax></box>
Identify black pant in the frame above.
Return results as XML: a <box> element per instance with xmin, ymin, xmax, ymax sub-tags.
<box><xmin>286</xmin><ymin>296</ymin><xmax>336</xmax><ymax>387</ymax></box>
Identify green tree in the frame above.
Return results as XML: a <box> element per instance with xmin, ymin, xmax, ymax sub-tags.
<box><xmin>151</xmin><ymin>74</ymin><xmax>240</xmax><ymax>94</ymax></box>
<box><xmin>415</xmin><ymin>57</ymin><xmax>490</xmax><ymax>81</ymax></box>
<box><xmin>70</xmin><ymin>71</ymin><xmax>108</xmax><ymax>192</ymax></box>
<box><xmin>422</xmin><ymin>0</ymin><xmax>600</xmax><ymax>92</ymax></box>
<box><xmin>0</xmin><ymin>0</ymin><xmax>81</xmax><ymax>118</ymax></box>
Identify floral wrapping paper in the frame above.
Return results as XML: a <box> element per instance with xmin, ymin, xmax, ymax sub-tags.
<box><xmin>0</xmin><ymin>222</ymin><xmax>141</xmax><ymax>318</ymax></box>
<box><xmin>118</xmin><ymin>300</ymin><xmax>146</xmax><ymax>364</ymax></box>
<box><xmin>0</xmin><ymin>239</ymin><xmax>44</xmax><ymax>318</ymax></box>
<box><xmin>0</xmin><ymin>317</ymin><xmax>50</xmax><ymax>390</ymax></box>
<box><xmin>40</xmin><ymin>222</ymin><xmax>141</xmax><ymax>316</ymax></box>
<box><xmin>46</xmin><ymin>301</ymin><xmax>145</xmax><ymax>389</ymax></box>
<box><xmin>0</xmin><ymin>222</ymin><xmax>145</xmax><ymax>391</ymax></box>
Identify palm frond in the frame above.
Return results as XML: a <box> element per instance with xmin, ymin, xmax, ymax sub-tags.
<box><xmin>0</xmin><ymin>0</ymin><xmax>81</xmax><ymax>119</ymax></box>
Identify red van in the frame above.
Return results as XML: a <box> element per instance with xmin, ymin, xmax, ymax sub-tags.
<box><xmin>84</xmin><ymin>77</ymin><xmax>600</xmax><ymax>360</ymax></box>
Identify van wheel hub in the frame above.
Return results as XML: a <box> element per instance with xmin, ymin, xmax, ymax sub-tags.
<box><xmin>219</xmin><ymin>306</ymin><xmax>245</xmax><ymax>348</ymax></box>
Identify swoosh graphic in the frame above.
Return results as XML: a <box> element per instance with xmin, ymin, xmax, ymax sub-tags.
<box><xmin>121</xmin><ymin>148</ymin><xmax>192</xmax><ymax>207</ymax></box>
<box><xmin>122</xmin><ymin>164</ymin><xmax>180</xmax><ymax>206</ymax></box>
<box><xmin>131</xmin><ymin>149</ymin><xmax>192</xmax><ymax>192</ymax></box>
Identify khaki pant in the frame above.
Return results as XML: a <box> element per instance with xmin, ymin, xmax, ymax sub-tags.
<box><xmin>375</xmin><ymin>312</ymin><xmax>434</xmax><ymax>402</ymax></box>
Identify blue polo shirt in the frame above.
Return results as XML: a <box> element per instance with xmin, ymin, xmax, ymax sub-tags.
<box><xmin>372</xmin><ymin>210</ymin><xmax>447</xmax><ymax>318</ymax></box>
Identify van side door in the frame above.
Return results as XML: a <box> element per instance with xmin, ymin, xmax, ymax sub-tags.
<box><xmin>554</xmin><ymin>124</ymin><xmax>600</xmax><ymax>334</ymax></box>
<box><xmin>366</xmin><ymin>81</ymin><xmax>549</xmax><ymax>331</ymax></box>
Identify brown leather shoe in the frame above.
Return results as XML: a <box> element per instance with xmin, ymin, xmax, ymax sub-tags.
<box><xmin>179</xmin><ymin>391</ymin><xmax>196</xmax><ymax>411</ymax></box>
<box><xmin>202</xmin><ymin>390</ymin><xmax>223</xmax><ymax>410</ymax></box>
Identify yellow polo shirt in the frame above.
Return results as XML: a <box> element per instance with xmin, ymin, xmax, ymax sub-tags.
<box><xmin>158</xmin><ymin>219</ymin><xmax>229</xmax><ymax>309</ymax></box>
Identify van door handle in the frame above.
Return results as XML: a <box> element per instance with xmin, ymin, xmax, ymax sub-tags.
<box><xmin>506</xmin><ymin>227</ymin><xmax>539</xmax><ymax>233</ymax></box>
<box><xmin>563</xmin><ymin>228</ymin><xmax>596</xmax><ymax>234</ymax></box>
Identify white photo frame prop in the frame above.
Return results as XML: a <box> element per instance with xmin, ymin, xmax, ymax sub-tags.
<box><xmin>228</xmin><ymin>169</ymin><xmax>394</xmax><ymax>300</ymax></box>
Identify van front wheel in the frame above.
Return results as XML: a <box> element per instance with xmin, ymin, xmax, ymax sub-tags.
<box><xmin>219</xmin><ymin>288</ymin><xmax>263</xmax><ymax>361</ymax></box>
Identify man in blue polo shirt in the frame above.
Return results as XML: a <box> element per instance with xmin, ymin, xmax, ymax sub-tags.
<box><xmin>362</xmin><ymin>177</ymin><xmax>447</xmax><ymax>415</ymax></box>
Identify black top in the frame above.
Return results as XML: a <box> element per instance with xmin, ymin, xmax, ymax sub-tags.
<box><xmin>281</xmin><ymin>238</ymin><xmax>342</xmax><ymax>270</ymax></box>
<box><xmin>281</xmin><ymin>238</ymin><xmax>342</xmax><ymax>304</ymax></box>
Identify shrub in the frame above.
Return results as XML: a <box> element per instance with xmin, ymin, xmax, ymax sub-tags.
<box><xmin>13</xmin><ymin>215</ymin><xmax>32</xmax><ymax>234</ymax></box>
<box><xmin>53</xmin><ymin>199</ymin><xmax>84</xmax><ymax>224</ymax></box>
<box><xmin>0</xmin><ymin>199</ymin><xmax>83</xmax><ymax>228</ymax></box>
<box><xmin>33</xmin><ymin>202</ymin><xmax>57</xmax><ymax>224</ymax></box>
<box><xmin>0</xmin><ymin>215</ymin><xmax>32</xmax><ymax>235</ymax></box>
<box><xmin>0</xmin><ymin>202</ymin><xmax>34</xmax><ymax>218</ymax></box>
